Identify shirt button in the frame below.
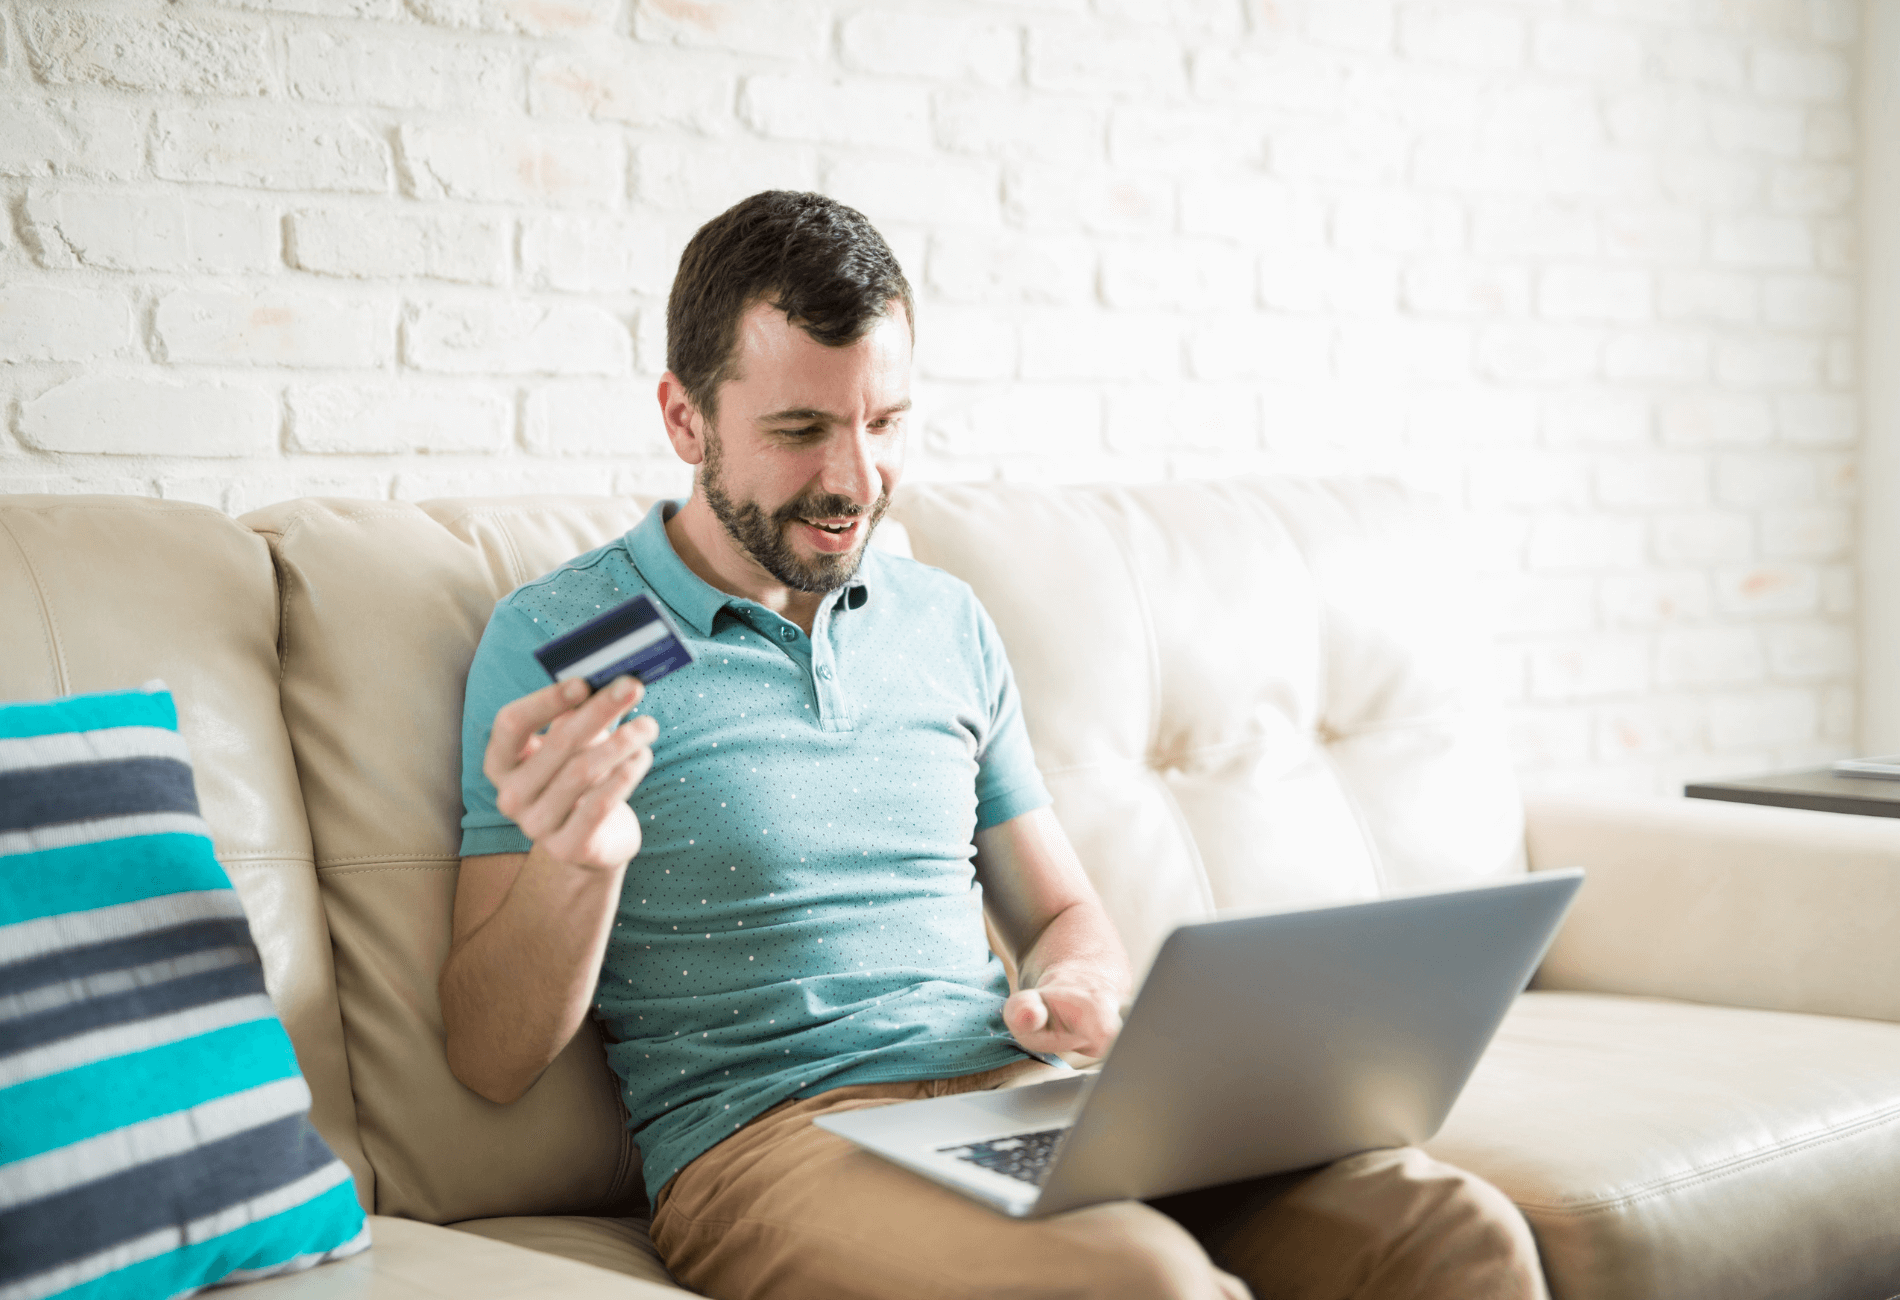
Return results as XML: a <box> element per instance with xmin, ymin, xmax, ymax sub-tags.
<box><xmin>817</xmin><ymin>665</ymin><xmax>833</xmax><ymax>681</ymax></box>
<box><xmin>777</xmin><ymin>626</ymin><xmax>797</xmax><ymax>643</ymax></box>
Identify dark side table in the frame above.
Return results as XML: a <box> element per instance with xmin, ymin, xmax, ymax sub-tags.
<box><xmin>1685</xmin><ymin>769</ymin><xmax>1900</xmax><ymax>819</ymax></box>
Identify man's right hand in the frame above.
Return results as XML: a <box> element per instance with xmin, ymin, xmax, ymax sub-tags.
<box><xmin>484</xmin><ymin>674</ymin><xmax>659</xmax><ymax>873</ymax></box>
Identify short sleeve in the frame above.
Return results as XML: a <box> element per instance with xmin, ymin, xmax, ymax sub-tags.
<box><xmin>970</xmin><ymin>601</ymin><xmax>1052</xmax><ymax>832</ymax></box>
<box><xmin>459</xmin><ymin>599</ymin><xmax>553</xmax><ymax>858</ymax></box>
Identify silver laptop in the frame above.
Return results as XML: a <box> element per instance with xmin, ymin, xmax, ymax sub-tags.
<box><xmin>816</xmin><ymin>870</ymin><xmax>1583</xmax><ymax>1218</ymax></box>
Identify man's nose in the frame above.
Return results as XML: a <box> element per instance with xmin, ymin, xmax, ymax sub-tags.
<box><xmin>821</xmin><ymin>427</ymin><xmax>881</xmax><ymax>506</ymax></box>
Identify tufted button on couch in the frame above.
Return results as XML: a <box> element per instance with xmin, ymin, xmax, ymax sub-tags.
<box><xmin>4</xmin><ymin>477</ymin><xmax>1899</xmax><ymax>1300</ymax></box>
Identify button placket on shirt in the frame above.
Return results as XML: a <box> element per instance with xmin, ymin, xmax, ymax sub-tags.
<box><xmin>809</xmin><ymin>592</ymin><xmax>853</xmax><ymax>732</ymax></box>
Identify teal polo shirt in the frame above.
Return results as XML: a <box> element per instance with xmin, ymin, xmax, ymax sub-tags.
<box><xmin>459</xmin><ymin>501</ymin><xmax>1054</xmax><ymax>1204</ymax></box>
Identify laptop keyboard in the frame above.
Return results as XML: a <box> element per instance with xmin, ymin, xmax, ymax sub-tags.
<box><xmin>938</xmin><ymin>1127</ymin><xmax>1067</xmax><ymax>1186</ymax></box>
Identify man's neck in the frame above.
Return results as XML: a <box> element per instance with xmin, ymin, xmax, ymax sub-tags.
<box><xmin>665</xmin><ymin>495</ymin><xmax>826</xmax><ymax>634</ymax></box>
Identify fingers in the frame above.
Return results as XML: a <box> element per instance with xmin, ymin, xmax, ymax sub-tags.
<box><xmin>484</xmin><ymin>677</ymin><xmax>592</xmax><ymax>783</ymax></box>
<box><xmin>540</xmin><ymin>743</ymin><xmax>655</xmax><ymax>871</ymax></box>
<box><xmin>488</xmin><ymin>676</ymin><xmax>644</xmax><ymax>820</ymax></box>
<box><xmin>513</xmin><ymin>713</ymin><xmax>656</xmax><ymax>844</ymax></box>
<box><xmin>1006</xmin><ymin>984</ymin><xmax>1122</xmax><ymax>1058</ymax></box>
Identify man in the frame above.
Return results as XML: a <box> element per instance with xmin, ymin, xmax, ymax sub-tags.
<box><xmin>441</xmin><ymin>191</ymin><xmax>1546</xmax><ymax>1300</ymax></box>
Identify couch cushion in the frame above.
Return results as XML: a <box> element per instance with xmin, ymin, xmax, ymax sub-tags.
<box><xmin>0</xmin><ymin>496</ymin><xmax>368</xmax><ymax>1205</ymax></box>
<box><xmin>242</xmin><ymin>497</ymin><xmax>655</xmax><ymax>1224</ymax></box>
<box><xmin>1426</xmin><ymin>990</ymin><xmax>1900</xmax><ymax>1300</ymax></box>
<box><xmin>0</xmin><ymin>684</ymin><xmax>368</xmax><ymax>1298</ymax></box>
<box><xmin>890</xmin><ymin>478</ymin><xmax>1524</xmax><ymax>971</ymax></box>
<box><xmin>448</xmin><ymin>1216</ymin><xmax>680</xmax><ymax>1289</ymax></box>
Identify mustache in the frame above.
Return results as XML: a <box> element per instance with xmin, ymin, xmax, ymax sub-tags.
<box><xmin>772</xmin><ymin>493</ymin><xmax>886</xmax><ymax>525</ymax></box>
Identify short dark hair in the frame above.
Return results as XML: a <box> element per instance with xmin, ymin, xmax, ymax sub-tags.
<box><xmin>666</xmin><ymin>191</ymin><xmax>914</xmax><ymax>421</ymax></box>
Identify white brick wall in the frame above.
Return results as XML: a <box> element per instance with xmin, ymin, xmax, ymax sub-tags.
<box><xmin>0</xmin><ymin>0</ymin><xmax>1863</xmax><ymax>795</ymax></box>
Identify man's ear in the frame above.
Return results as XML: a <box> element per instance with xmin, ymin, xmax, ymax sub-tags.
<box><xmin>657</xmin><ymin>373</ymin><xmax>708</xmax><ymax>466</ymax></box>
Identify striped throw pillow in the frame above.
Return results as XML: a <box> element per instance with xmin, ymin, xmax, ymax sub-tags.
<box><xmin>0</xmin><ymin>684</ymin><xmax>369</xmax><ymax>1300</ymax></box>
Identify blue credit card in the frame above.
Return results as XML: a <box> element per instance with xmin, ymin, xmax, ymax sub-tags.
<box><xmin>532</xmin><ymin>592</ymin><xmax>695</xmax><ymax>691</ymax></box>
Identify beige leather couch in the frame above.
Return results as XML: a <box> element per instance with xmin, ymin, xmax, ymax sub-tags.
<box><xmin>4</xmin><ymin>478</ymin><xmax>1899</xmax><ymax>1300</ymax></box>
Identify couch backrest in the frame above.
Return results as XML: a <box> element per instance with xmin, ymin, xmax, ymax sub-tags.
<box><xmin>0</xmin><ymin>496</ymin><xmax>374</xmax><ymax>1208</ymax></box>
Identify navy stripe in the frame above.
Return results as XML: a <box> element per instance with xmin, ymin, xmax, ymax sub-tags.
<box><xmin>537</xmin><ymin>595</ymin><xmax>662</xmax><ymax>668</ymax></box>
<box><xmin>0</xmin><ymin>960</ymin><xmax>264</xmax><ymax>1056</ymax></box>
<box><xmin>0</xmin><ymin>758</ymin><xmax>199</xmax><ymax>834</ymax></box>
<box><xmin>0</xmin><ymin>1114</ymin><xmax>336</xmax><ymax>1283</ymax></box>
<box><xmin>0</xmin><ymin>918</ymin><xmax>256</xmax><ymax>996</ymax></box>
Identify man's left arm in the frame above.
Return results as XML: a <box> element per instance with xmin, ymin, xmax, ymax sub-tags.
<box><xmin>973</xmin><ymin>807</ymin><xmax>1132</xmax><ymax>1059</ymax></box>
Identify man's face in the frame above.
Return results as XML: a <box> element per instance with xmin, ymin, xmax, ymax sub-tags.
<box><xmin>695</xmin><ymin>300</ymin><xmax>912</xmax><ymax>594</ymax></box>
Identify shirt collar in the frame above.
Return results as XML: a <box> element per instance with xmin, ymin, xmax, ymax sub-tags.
<box><xmin>623</xmin><ymin>499</ymin><xmax>873</xmax><ymax>637</ymax></box>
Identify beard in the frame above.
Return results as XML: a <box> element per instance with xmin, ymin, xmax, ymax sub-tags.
<box><xmin>699</xmin><ymin>429</ymin><xmax>889</xmax><ymax>594</ymax></box>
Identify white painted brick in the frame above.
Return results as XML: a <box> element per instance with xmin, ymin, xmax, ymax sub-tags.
<box><xmin>1709</xmin><ymin>102</ymin><xmax>1807</xmax><ymax>158</ymax></box>
<box><xmin>1305</xmin><ymin>0</ymin><xmax>1393</xmax><ymax>52</ymax></box>
<box><xmin>935</xmin><ymin>93</ymin><xmax>1103</xmax><ymax>167</ymax></box>
<box><xmin>524</xmin><ymin>381</ymin><xmax>669</xmax><ymax>456</ymax></box>
<box><xmin>154</xmin><ymin>110</ymin><xmax>389</xmax><ymax>194</ymax></box>
<box><xmin>1026</xmin><ymin>23</ymin><xmax>1184</xmax><ymax>97</ymax></box>
<box><xmin>1398</xmin><ymin>6</ymin><xmax>1523</xmax><ymax>70</ymax></box>
<box><xmin>1708</xmin><ymin>688</ymin><xmax>1817</xmax><ymax>748</ymax></box>
<box><xmin>1716</xmin><ymin>337</ymin><xmax>1823</xmax><ymax>387</ymax></box>
<box><xmin>1822</xmin><ymin>564</ymin><xmax>1856</xmax><ymax>615</ymax></box>
<box><xmin>1661</xmin><ymin>155</ymin><xmax>1763</xmax><ymax>209</ymax></box>
<box><xmin>741</xmin><ymin>76</ymin><xmax>929</xmax><ymax>151</ymax></box>
<box><xmin>19</xmin><ymin>9</ymin><xmax>271</xmax><ymax>96</ymax></box>
<box><xmin>1192</xmin><ymin>47</ymin><xmax>1344</xmax><ymax>112</ymax></box>
<box><xmin>1260</xmin><ymin>248</ymin><xmax>1395</xmax><ymax>314</ymax></box>
<box><xmin>1657</xmin><ymin>272</ymin><xmax>1758</xmax><ymax>324</ymax></box>
<box><xmin>158</xmin><ymin>478</ymin><xmax>236</xmax><ymax>512</ymax></box>
<box><xmin>1180</xmin><ymin>176</ymin><xmax>1323</xmax><ymax>243</ymax></box>
<box><xmin>404</xmin><ymin>301</ymin><xmax>631</xmax><ymax>376</ymax></box>
<box><xmin>1472</xmin><ymin>199</ymin><xmax>1596</xmax><ymax>258</ymax></box>
<box><xmin>1538</xmin><ymin>266</ymin><xmax>1651</xmax><ymax>322</ymax></box>
<box><xmin>1403</xmin><ymin>261</ymin><xmax>1531</xmax><ymax>316</ymax></box>
<box><xmin>633</xmin><ymin>139</ymin><xmax>818</xmax><ymax>217</ymax></box>
<box><xmin>1657</xmin><ymin>32</ymin><xmax>1746</xmax><ymax>89</ymax></box>
<box><xmin>1605</xmin><ymin>87</ymin><xmax>1706</xmax><ymax>149</ymax></box>
<box><xmin>1654</xmin><ymin>512</ymin><xmax>1753</xmax><ymax>563</ymax></box>
<box><xmin>1826</xmin><ymin>337</ymin><xmax>1854</xmax><ymax>385</ymax></box>
<box><xmin>615</xmin><ymin>461</ymin><xmax>696</xmax><ymax>498</ymax></box>
<box><xmin>839</xmin><ymin>10</ymin><xmax>1020</xmax><ymax>85</ymax></box>
<box><xmin>1184</xmin><ymin>315</ymin><xmax>1331</xmax><ymax>383</ymax></box>
<box><xmin>1603</xmin><ymin>207</ymin><xmax>1703</xmax><ymax>262</ymax></box>
<box><xmin>1597</xmin><ymin>452</ymin><xmax>1708</xmax><ymax>508</ymax></box>
<box><xmin>530</xmin><ymin>49</ymin><xmax>729</xmax><ymax>131</ymax></box>
<box><xmin>1105</xmin><ymin>385</ymin><xmax>1258</xmax><ymax>453</ymax></box>
<box><xmin>404</xmin><ymin>0</ymin><xmax>617</xmax><ymax>35</ymax></box>
<box><xmin>1099</xmin><ymin>243</ymin><xmax>1254</xmax><ymax>313</ymax></box>
<box><xmin>398</xmin><ymin>123</ymin><xmax>621</xmax><ymax>207</ymax></box>
<box><xmin>1604</xmin><ymin>329</ymin><xmax>1709</xmax><ymax>382</ymax></box>
<box><xmin>1752</xmin><ymin>48</ymin><xmax>1851</xmax><ymax>102</ymax></box>
<box><xmin>1274</xmin><ymin>116</ymin><xmax>1409</xmax><ymax>185</ymax></box>
<box><xmin>631</xmin><ymin>0</ymin><xmax>827</xmax><ymax>58</ymax></box>
<box><xmin>1023</xmin><ymin>311</ymin><xmax>1177</xmax><ymax>382</ymax></box>
<box><xmin>1331</xmin><ymin>190</ymin><xmax>1461</xmax><ymax>254</ymax></box>
<box><xmin>1335</xmin><ymin>320</ymin><xmax>1470</xmax><ymax>383</ymax></box>
<box><xmin>925</xmin><ymin>384</ymin><xmax>1102</xmax><ymax>458</ymax></box>
<box><xmin>914</xmin><ymin>306</ymin><xmax>1016</xmax><ymax>381</ymax></box>
<box><xmin>1715</xmin><ymin>452</ymin><xmax>1819</xmax><ymax>506</ymax></box>
<box><xmin>1815</xmin><ymin>215</ymin><xmax>1856</xmax><ymax>272</ymax></box>
<box><xmin>1527</xmin><ymin>516</ymin><xmax>1646</xmax><ymax>571</ymax></box>
<box><xmin>289</xmin><ymin>30</ymin><xmax>517</xmax><ymax>113</ymax></box>
<box><xmin>518</xmin><ymin>212</ymin><xmax>675</xmax><ymax>295</ymax></box>
<box><xmin>1507</xmin><ymin>709</ymin><xmax>1593</xmax><ymax>768</ymax></box>
<box><xmin>1711</xmin><ymin>215</ymin><xmax>1813</xmax><ymax>268</ymax></box>
<box><xmin>825</xmin><ymin>155</ymin><xmax>1000</xmax><ymax>228</ymax></box>
<box><xmin>392</xmin><ymin>464</ymin><xmax>615</xmax><ymax>501</ymax></box>
<box><xmin>1715</xmin><ymin>563</ymin><xmax>1819</xmax><ymax>615</ymax></box>
<box><xmin>1776</xmin><ymin>392</ymin><xmax>1855</xmax><ymax>444</ymax></box>
<box><xmin>290</xmin><ymin>207</ymin><xmax>509</xmax><ymax>286</ymax></box>
<box><xmin>0</xmin><ymin>285</ymin><xmax>132</xmax><ymax>362</ymax></box>
<box><xmin>1809</xmin><ymin>0</ymin><xmax>1859</xmax><ymax>42</ymax></box>
<box><xmin>1094</xmin><ymin>0</ymin><xmax>1243</xmax><ymax>36</ymax></box>
<box><xmin>287</xmin><ymin>383</ymin><xmax>510</xmax><ymax>454</ymax></box>
<box><xmin>1529</xmin><ymin>636</ymin><xmax>1651</xmax><ymax>700</ymax></box>
<box><xmin>927</xmin><ymin>229</ymin><xmax>1094</xmax><ymax>306</ymax></box>
<box><xmin>1762</xmin><ymin>275</ymin><xmax>1854</xmax><ymax>330</ymax></box>
<box><xmin>18</xmin><ymin>376</ymin><xmax>276</xmax><ymax>456</ymax></box>
<box><xmin>1477</xmin><ymin>324</ymin><xmax>1601</xmax><ymax>383</ymax></box>
<box><xmin>1596</xmin><ymin>701</ymin><xmax>1704</xmax><ymax>764</ymax></box>
<box><xmin>1659</xmin><ymin>395</ymin><xmax>1774</xmax><ymax>447</ymax></box>
<box><xmin>1004</xmin><ymin>166</ymin><xmax>1173</xmax><ymax>237</ymax></box>
<box><xmin>219</xmin><ymin>0</ymin><xmax>404</xmax><ymax>17</ymax></box>
<box><xmin>25</xmin><ymin>189</ymin><xmax>275</xmax><ymax>275</ymax></box>
<box><xmin>1533</xmin><ymin>18</ymin><xmax>1644</xmax><ymax>80</ymax></box>
<box><xmin>1466</xmin><ymin>451</ymin><xmax>1591</xmax><ymax>509</ymax></box>
<box><xmin>1600</xmin><ymin>571</ymin><xmax>1712</xmax><ymax>627</ymax></box>
<box><xmin>1407</xmin><ymin>390</ymin><xmax>1540</xmax><ymax>449</ymax></box>
<box><xmin>1490</xmin><ymin>574</ymin><xmax>1595</xmax><ymax>636</ymax></box>
<box><xmin>632</xmin><ymin>304</ymin><xmax>668</xmax><ymax>375</ymax></box>
<box><xmin>1111</xmin><ymin>106</ymin><xmax>1257</xmax><ymax>173</ymax></box>
<box><xmin>157</xmin><ymin>290</ymin><xmax>392</xmax><ymax>370</ymax></box>
<box><xmin>1657</xmin><ymin>628</ymin><xmax>1764</xmax><ymax>686</ymax></box>
<box><xmin>1544</xmin><ymin>393</ymin><xmax>1649</xmax><ymax>446</ymax></box>
<box><xmin>1762</xmin><ymin>504</ymin><xmax>1852</xmax><ymax>559</ymax></box>
<box><xmin>0</xmin><ymin>100</ymin><xmax>144</xmax><ymax>180</ymax></box>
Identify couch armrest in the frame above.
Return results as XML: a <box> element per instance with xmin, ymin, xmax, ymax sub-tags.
<box><xmin>1526</xmin><ymin>792</ymin><xmax>1900</xmax><ymax>1023</ymax></box>
<box><xmin>223</xmin><ymin>1217</ymin><xmax>686</xmax><ymax>1298</ymax></box>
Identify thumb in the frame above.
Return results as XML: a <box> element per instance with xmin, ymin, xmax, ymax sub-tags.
<box><xmin>1006</xmin><ymin>989</ymin><xmax>1049</xmax><ymax>1035</ymax></box>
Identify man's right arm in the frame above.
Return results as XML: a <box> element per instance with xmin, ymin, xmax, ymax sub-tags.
<box><xmin>439</xmin><ymin>675</ymin><xmax>656</xmax><ymax>1104</ymax></box>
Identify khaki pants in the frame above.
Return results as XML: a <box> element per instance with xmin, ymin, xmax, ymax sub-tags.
<box><xmin>651</xmin><ymin>1062</ymin><xmax>1548</xmax><ymax>1300</ymax></box>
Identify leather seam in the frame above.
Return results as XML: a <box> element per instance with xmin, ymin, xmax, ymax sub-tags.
<box><xmin>1514</xmin><ymin>1098</ymin><xmax>1900</xmax><ymax>1218</ymax></box>
<box><xmin>320</xmin><ymin>862</ymin><xmax>458</xmax><ymax>877</ymax></box>
<box><xmin>0</xmin><ymin>513</ymin><xmax>71</xmax><ymax>696</ymax></box>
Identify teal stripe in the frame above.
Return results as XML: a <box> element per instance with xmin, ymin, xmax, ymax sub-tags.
<box><xmin>54</xmin><ymin>1180</ymin><xmax>366</xmax><ymax>1300</ymax></box>
<box><xmin>0</xmin><ymin>1020</ymin><xmax>301</xmax><ymax>1164</ymax></box>
<box><xmin>0</xmin><ymin>689</ymin><xmax>176</xmax><ymax>741</ymax></box>
<box><xmin>0</xmin><ymin>836</ymin><xmax>229</xmax><ymax>927</ymax></box>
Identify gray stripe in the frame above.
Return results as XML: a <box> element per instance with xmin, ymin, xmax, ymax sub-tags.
<box><xmin>0</xmin><ymin>993</ymin><xmax>276</xmax><ymax>1090</ymax></box>
<box><xmin>0</xmin><ymin>811</ymin><xmax>212</xmax><ymax>858</ymax></box>
<box><xmin>0</xmin><ymin>1076</ymin><xmax>311</xmax><ymax>1211</ymax></box>
<box><xmin>0</xmin><ymin>891</ymin><xmax>245</xmax><ymax>967</ymax></box>
<box><xmin>216</xmin><ymin>1221</ymin><xmax>372</xmax><ymax>1285</ymax></box>
<box><xmin>0</xmin><ymin>757</ymin><xmax>200</xmax><ymax>835</ymax></box>
<box><xmin>0</xmin><ymin>1159</ymin><xmax>353</xmax><ymax>1300</ymax></box>
<box><xmin>0</xmin><ymin>946</ymin><xmax>254</xmax><ymax>1025</ymax></box>
<box><xmin>0</xmin><ymin>727</ymin><xmax>190</xmax><ymax>776</ymax></box>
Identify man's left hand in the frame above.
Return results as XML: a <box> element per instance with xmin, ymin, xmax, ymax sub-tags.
<box><xmin>1003</xmin><ymin>970</ymin><xmax>1123</xmax><ymax>1058</ymax></box>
